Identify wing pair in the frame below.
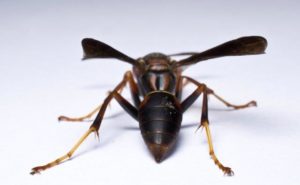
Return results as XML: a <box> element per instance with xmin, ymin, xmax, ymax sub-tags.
<box><xmin>81</xmin><ymin>36</ymin><xmax>267</xmax><ymax>68</ymax></box>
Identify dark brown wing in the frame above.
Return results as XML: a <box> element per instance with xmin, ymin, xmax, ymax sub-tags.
<box><xmin>176</xmin><ymin>36</ymin><xmax>267</xmax><ymax>67</ymax></box>
<box><xmin>81</xmin><ymin>38</ymin><xmax>137</xmax><ymax>65</ymax></box>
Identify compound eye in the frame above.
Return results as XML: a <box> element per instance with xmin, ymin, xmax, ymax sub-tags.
<box><xmin>138</xmin><ymin>58</ymin><xmax>146</xmax><ymax>65</ymax></box>
<box><xmin>137</xmin><ymin>58</ymin><xmax>146</xmax><ymax>68</ymax></box>
<box><xmin>134</xmin><ymin>58</ymin><xmax>146</xmax><ymax>74</ymax></box>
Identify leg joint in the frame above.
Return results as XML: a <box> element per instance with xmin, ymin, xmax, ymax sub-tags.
<box><xmin>124</xmin><ymin>71</ymin><xmax>133</xmax><ymax>79</ymax></box>
<box><xmin>67</xmin><ymin>152</ymin><xmax>72</xmax><ymax>158</ymax></box>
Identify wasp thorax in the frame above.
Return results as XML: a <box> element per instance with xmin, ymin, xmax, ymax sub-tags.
<box><xmin>143</xmin><ymin>53</ymin><xmax>173</xmax><ymax>68</ymax></box>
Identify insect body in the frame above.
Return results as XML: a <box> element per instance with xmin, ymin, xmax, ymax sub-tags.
<box><xmin>135</xmin><ymin>53</ymin><xmax>183</xmax><ymax>162</ymax></box>
<box><xmin>139</xmin><ymin>91</ymin><xmax>182</xmax><ymax>162</ymax></box>
<box><xmin>31</xmin><ymin>36</ymin><xmax>267</xmax><ymax>176</ymax></box>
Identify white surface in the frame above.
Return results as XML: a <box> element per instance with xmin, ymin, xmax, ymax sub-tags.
<box><xmin>1</xmin><ymin>0</ymin><xmax>299</xmax><ymax>185</ymax></box>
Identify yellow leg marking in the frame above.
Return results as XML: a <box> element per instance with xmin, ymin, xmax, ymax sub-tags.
<box><xmin>58</xmin><ymin>104</ymin><xmax>102</xmax><ymax>122</ymax></box>
<box><xmin>211</xmin><ymin>92</ymin><xmax>257</xmax><ymax>110</ymax></box>
<box><xmin>30</xmin><ymin>127</ymin><xmax>96</xmax><ymax>175</ymax></box>
<box><xmin>202</xmin><ymin>121</ymin><xmax>234</xmax><ymax>176</ymax></box>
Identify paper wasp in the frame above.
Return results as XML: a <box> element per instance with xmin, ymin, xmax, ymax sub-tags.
<box><xmin>31</xmin><ymin>36</ymin><xmax>267</xmax><ymax>176</ymax></box>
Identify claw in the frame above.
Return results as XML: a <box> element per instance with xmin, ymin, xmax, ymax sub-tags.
<box><xmin>58</xmin><ymin>115</ymin><xmax>68</xmax><ymax>121</ymax></box>
<box><xmin>30</xmin><ymin>166</ymin><xmax>45</xmax><ymax>175</ymax></box>
<box><xmin>223</xmin><ymin>167</ymin><xmax>234</xmax><ymax>176</ymax></box>
<box><xmin>247</xmin><ymin>100</ymin><xmax>257</xmax><ymax>107</ymax></box>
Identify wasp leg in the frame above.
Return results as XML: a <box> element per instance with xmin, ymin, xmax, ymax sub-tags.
<box><xmin>182</xmin><ymin>76</ymin><xmax>256</xmax><ymax>110</ymax></box>
<box><xmin>181</xmin><ymin>83</ymin><xmax>204</xmax><ymax>112</ymax></box>
<box><xmin>31</xmin><ymin>73</ymin><xmax>138</xmax><ymax>175</ymax></box>
<box><xmin>58</xmin><ymin>104</ymin><xmax>102</xmax><ymax>122</ymax></box>
<box><xmin>58</xmin><ymin>71</ymin><xmax>140</xmax><ymax>122</ymax></box>
<box><xmin>180</xmin><ymin>78</ymin><xmax>233</xmax><ymax>175</ymax></box>
<box><xmin>30</xmin><ymin>127</ymin><xmax>95</xmax><ymax>175</ymax></box>
<box><xmin>200</xmin><ymin>86</ymin><xmax>234</xmax><ymax>176</ymax></box>
<box><xmin>208</xmin><ymin>90</ymin><xmax>256</xmax><ymax>109</ymax></box>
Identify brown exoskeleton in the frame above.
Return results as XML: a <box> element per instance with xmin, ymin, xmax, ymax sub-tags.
<box><xmin>31</xmin><ymin>36</ymin><xmax>267</xmax><ymax>176</ymax></box>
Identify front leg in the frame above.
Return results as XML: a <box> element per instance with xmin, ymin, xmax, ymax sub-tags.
<box><xmin>182</xmin><ymin>76</ymin><xmax>257</xmax><ymax>110</ymax></box>
<box><xmin>58</xmin><ymin>104</ymin><xmax>102</xmax><ymax>122</ymax></box>
<box><xmin>58</xmin><ymin>71</ymin><xmax>140</xmax><ymax>122</ymax></box>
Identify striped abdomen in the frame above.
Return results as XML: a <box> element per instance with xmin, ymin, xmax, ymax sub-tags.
<box><xmin>138</xmin><ymin>91</ymin><xmax>182</xmax><ymax>162</ymax></box>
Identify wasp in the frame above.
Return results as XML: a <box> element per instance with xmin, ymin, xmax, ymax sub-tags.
<box><xmin>31</xmin><ymin>36</ymin><xmax>267</xmax><ymax>176</ymax></box>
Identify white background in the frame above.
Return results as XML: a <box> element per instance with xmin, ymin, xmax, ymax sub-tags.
<box><xmin>1</xmin><ymin>0</ymin><xmax>299</xmax><ymax>185</ymax></box>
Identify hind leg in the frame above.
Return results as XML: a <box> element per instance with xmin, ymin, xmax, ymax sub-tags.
<box><xmin>180</xmin><ymin>77</ymin><xmax>234</xmax><ymax>175</ymax></box>
<box><xmin>31</xmin><ymin>73</ymin><xmax>138</xmax><ymax>175</ymax></box>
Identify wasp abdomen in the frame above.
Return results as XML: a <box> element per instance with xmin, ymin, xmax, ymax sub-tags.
<box><xmin>138</xmin><ymin>92</ymin><xmax>182</xmax><ymax>162</ymax></box>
